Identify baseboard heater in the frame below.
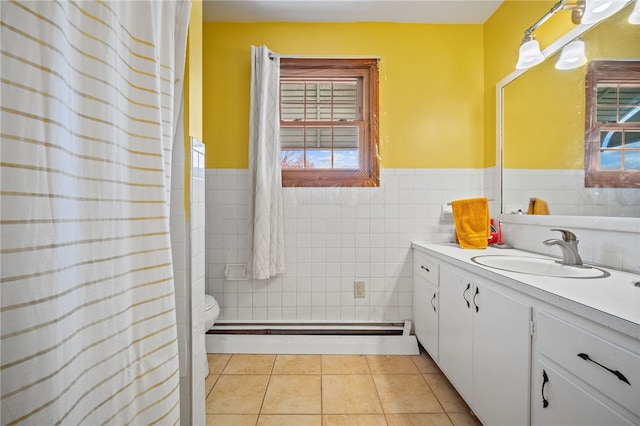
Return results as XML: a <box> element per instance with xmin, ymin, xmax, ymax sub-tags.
<box><xmin>207</xmin><ymin>321</ymin><xmax>408</xmax><ymax>335</ymax></box>
<box><xmin>205</xmin><ymin>320</ymin><xmax>419</xmax><ymax>355</ymax></box>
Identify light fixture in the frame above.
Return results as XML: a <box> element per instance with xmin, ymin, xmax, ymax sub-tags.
<box><xmin>580</xmin><ymin>0</ymin><xmax>629</xmax><ymax>24</ymax></box>
<box><xmin>514</xmin><ymin>0</ymin><xmax>634</xmax><ymax>70</ymax></box>
<box><xmin>516</xmin><ymin>33</ymin><xmax>545</xmax><ymax>69</ymax></box>
<box><xmin>629</xmin><ymin>0</ymin><xmax>640</xmax><ymax>23</ymax></box>
<box><xmin>555</xmin><ymin>40</ymin><xmax>588</xmax><ymax>69</ymax></box>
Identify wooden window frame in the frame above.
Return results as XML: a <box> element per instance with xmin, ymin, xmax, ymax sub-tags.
<box><xmin>584</xmin><ymin>60</ymin><xmax>640</xmax><ymax>188</ymax></box>
<box><xmin>279</xmin><ymin>58</ymin><xmax>379</xmax><ymax>187</ymax></box>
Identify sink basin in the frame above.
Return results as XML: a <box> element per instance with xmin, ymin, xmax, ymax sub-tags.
<box><xmin>471</xmin><ymin>255</ymin><xmax>610</xmax><ymax>279</ymax></box>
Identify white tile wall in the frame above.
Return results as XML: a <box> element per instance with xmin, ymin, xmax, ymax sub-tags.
<box><xmin>190</xmin><ymin>140</ymin><xmax>207</xmax><ymax>425</ymax></box>
<box><xmin>503</xmin><ymin>169</ymin><xmax>640</xmax><ymax>217</ymax></box>
<box><xmin>500</xmin><ymin>215</ymin><xmax>640</xmax><ymax>273</ymax></box>
<box><xmin>206</xmin><ymin>168</ymin><xmax>492</xmax><ymax>322</ymax></box>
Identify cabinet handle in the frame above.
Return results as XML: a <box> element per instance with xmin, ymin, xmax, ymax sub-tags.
<box><xmin>542</xmin><ymin>369</ymin><xmax>549</xmax><ymax>408</ymax></box>
<box><xmin>463</xmin><ymin>283</ymin><xmax>471</xmax><ymax>308</ymax></box>
<box><xmin>577</xmin><ymin>353</ymin><xmax>631</xmax><ymax>385</ymax></box>
<box><xmin>420</xmin><ymin>265</ymin><xmax>430</xmax><ymax>272</ymax></box>
<box><xmin>430</xmin><ymin>293</ymin><xmax>436</xmax><ymax>312</ymax></box>
<box><xmin>473</xmin><ymin>286</ymin><xmax>479</xmax><ymax>313</ymax></box>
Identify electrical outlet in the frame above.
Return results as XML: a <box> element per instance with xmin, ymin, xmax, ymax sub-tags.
<box><xmin>354</xmin><ymin>281</ymin><xmax>365</xmax><ymax>298</ymax></box>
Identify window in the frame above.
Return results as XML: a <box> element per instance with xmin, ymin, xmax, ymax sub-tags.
<box><xmin>279</xmin><ymin>58</ymin><xmax>379</xmax><ymax>187</ymax></box>
<box><xmin>585</xmin><ymin>60</ymin><xmax>640</xmax><ymax>188</ymax></box>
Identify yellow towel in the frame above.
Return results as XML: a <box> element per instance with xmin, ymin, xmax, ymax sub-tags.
<box><xmin>527</xmin><ymin>197</ymin><xmax>550</xmax><ymax>215</ymax></box>
<box><xmin>451</xmin><ymin>197</ymin><xmax>490</xmax><ymax>249</ymax></box>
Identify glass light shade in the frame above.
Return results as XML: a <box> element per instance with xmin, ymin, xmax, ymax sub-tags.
<box><xmin>555</xmin><ymin>40</ymin><xmax>588</xmax><ymax>70</ymax></box>
<box><xmin>581</xmin><ymin>0</ymin><xmax>628</xmax><ymax>24</ymax></box>
<box><xmin>629</xmin><ymin>0</ymin><xmax>640</xmax><ymax>24</ymax></box>
<box><xmin>516</xmin><ymin>39</ymin><xmax>545</xmax><ymax>70</ymax></box>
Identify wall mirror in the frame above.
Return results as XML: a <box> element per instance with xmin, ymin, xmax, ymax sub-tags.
<box><xmin>499</xmin><ymin>1</ymin><xmax>640</xmax><ymax>218</ymax></box>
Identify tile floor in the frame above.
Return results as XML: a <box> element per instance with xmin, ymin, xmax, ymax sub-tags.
<box><xmin>205</xmin><ymin>349</ymin><xmax>482</xmax><ymax>426</ymax></box>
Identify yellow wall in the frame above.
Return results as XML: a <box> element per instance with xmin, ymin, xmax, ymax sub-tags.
<box><xmin>203</xmin><ymin>22</ymin><xmax>485</xmax><ymax>169</ymax></box>
<box><xmin>483</xmin><ymin>0</ymin><xmax>575</xmax><ymax>167</ymax></box>
<box><xmin>183</xmin><ymin>0</ymin><xmax>203</xmax><ymax>216</ymax></box>
<box><xmin>187</xmin><ymin>0</ymin><xmax>203</xmax><ymax>141</ymax></box>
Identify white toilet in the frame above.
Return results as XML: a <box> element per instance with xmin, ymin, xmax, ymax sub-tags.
<box><xmin>204</xmin><ymin>294</ymin><xmax>220</xmax><ymax>332</ymax></box>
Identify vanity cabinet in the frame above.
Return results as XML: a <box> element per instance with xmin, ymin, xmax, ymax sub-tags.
<box><xmin>531</xmin><ymin>310</ymin><xmax>640</xmax><ymax>425</ymax></box>
<box><xmin>439</xmin><ymin>265</ymin><xmax>532</xmax><ymax>426</ymax></box>
<box><xmin>412</xmin><ymin>250</ymin><xmax>439</xmax><ymax>360</ymax></box>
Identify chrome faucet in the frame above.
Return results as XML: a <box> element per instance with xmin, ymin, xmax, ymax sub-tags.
<box><xmin>543</xmin><ymin>229</ymin><xmax>584</xmax><ymax>267</ymax></box>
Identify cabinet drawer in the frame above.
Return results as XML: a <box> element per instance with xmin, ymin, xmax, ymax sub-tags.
<box><xmin>414</xmin><ymin>251</ymin><xmax>438</xmax><ymax>285</ymax></box>
<box><xmin>537</xmin><ymin>311</ymin><xmax>640</xmax><ymax>417</ymax></box>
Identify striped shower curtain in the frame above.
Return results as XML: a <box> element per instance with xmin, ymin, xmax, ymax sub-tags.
<box><xmin>1</xmin><ymin>1</ymin><xmax>190</xmax><ymax>425</ymax></box>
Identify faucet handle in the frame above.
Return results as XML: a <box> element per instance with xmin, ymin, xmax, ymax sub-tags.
<box><xmin>550</xmin><ymin>229</ymin><xmax>578</xmax><ymax>242</ymax></box>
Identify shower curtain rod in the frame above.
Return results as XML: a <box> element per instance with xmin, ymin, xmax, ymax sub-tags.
<box><xmin>268</xmin><ymin>52</ymin><xmax>381</xmax><ymax>60</ymax></box>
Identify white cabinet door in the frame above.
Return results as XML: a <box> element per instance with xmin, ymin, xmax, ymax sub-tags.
<box><xmin>439</xmin><ymin>265</ymin><xmax>473</xmax><ymax>399</ymax></box>
<box><xmin>532</xmin><ymin>360</ymin><xmax>636</xmax><ymax>426</ymax></box>
<box><xmin>414</xmin><ymin>276</ymin><xmax>439</xmax><ymax>360</ymax></box>
<box><xmin>472</xmin><ymin>281</ymin><xmax>532</xmax><ymax>426</ymax></box>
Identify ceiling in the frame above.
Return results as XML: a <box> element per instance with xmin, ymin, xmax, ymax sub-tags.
<box><xmin>202</xmin><ymin>0</ymin><xmax>504</xmax><ymax>24</ymax></box>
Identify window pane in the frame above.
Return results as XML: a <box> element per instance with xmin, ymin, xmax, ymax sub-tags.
<box><xmin>600</xmin><ymin>131</ymin><xmax>622</xmax><ymax>148</ymax></box>
<box><xmin>600</xmin><ymin>149</ymin><xmax>622</xmax><ymax>170</ymax></box>
<box><xmin>334</xmin><ymin>82</ymin><xmax>357</xmax><ymax>120</ymax></box>
<box><xmin>619</xmin><ymin>87</ymin><xmax>640</xmax><ymax>105</ymax></box>
<box><xmin>318</xmin><ymin>83</ymin><xmax>331</xmax><ymax>103</ymax></box>
<box><xmin>281</xmin><ymin>127</ymin><xmax>304</xmax><ymax>148</ymax></box>
<box><xmin>305</xmin><ymin>83</ymin><xmax>318</xmax><ymax>103</ymax></box>
<box><xmin>626</xmin><ymin>132</ymin><xmax>640</xmax><ymax>170</ymax></box>
<box><xmin>625</xmin><ymin>151</ymin><xmax>640</xmax><ymax>170</ymax></box>
<box><xmin>620</xmin><ymin>106</ymin><xmax>640</xmax><ymax>122</ymax></box>
<box><xmin>334</xmin><ymin>127</ymin><xmax>359</xmax><ymax>149</ymax></box>
<box><xmin>305</xmin><ymin>127</ymin><xmax>332</xmax><ymax>148</ymax></box>
<box><xmin>334</xmin><ymin>149</ymin><xmax>359</xmax><ymax>169</ymax></box>
<box><xmin>596</xmin><ymin>107</ymin><xmax>618</xmax><ymax>123</ymax></box>
<box><xmin>305</xmin><ymin>104</ymin><xmax>332</xmax><ymax>120</ymax></box>
<box><xmin>281</xmin><ymin>150</ymin><xmax>306</xmax><ymax>168</ymax></box>
<box><xmin>305</xmin><ymin>149</ymin><xmax>332</xmax><ymax>168</ymax></box>
<box><xmin>597</xmin><ymin>86</ymin><xmax>617</xmax><ymax>104</ymax></box>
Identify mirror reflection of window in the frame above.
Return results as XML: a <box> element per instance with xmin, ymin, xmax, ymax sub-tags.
<box><xmin>585</xmin><ymin>60</ymin><xmax>640</xmax><ymax>187</ymax></box>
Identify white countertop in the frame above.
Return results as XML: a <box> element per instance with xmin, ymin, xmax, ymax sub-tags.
<box><xmin>412</xmin><ymin>242</ymin><xmax>640</xmax><ymax>339</ymax></box>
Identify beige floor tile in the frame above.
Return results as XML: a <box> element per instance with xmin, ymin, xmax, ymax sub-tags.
<box><xmin>321</xmin><ymin>355</ymin><xmax>370</xmax><ymax>374</ymax></box>
<box><xmin>205</xmin><ymin>374</ymin><xmax>270</xmax><ymax>414</ymax></box>
<box><xmin>323</xmin><ymin>414</ymin><xmax>387</xmax><ymax>425</ymax></box>
<box><xmin>261</xmin><ymin>375</ymin><xmax>322</xmax><ymax>414</ymax></box>
<box><xmin>423</xmin><ymin>373</ymin><xmax>470</xmax><ymax>413</ymax></box>
<box><xmin>273</xmin><ymin>354</ymin><xmax>321</xmax><ymax>374</ymax></box>
<box><xmin>257</xmin><ymin>414</ymin><xmax>322</xmax><ymax>425</ymax></box>
<box><xmin>208</xmin><ymin>353</ymin><xmax>231</xmax><ymax>375</ymax></box>
<box><xmin>386</xmin><ymin>413</ymin><xmax>453</xmax><ymax>426</ymax></box>
<box><xmin>223</xmin><ymin>354</ymin><xmax>276</xmax><ymax>374</ymax></box>
<box><xmin>322</xmin><ymin>375</ymin><xmax>383</xmax><ymax>414</ymax></box>
<box><xmin>204</xmin><ymin>373</ymin><xmax>218</xmax><ymax>398</ymax></box>
<box><xmin>373</xmin><ymin>374</ymin><xmax>443</xmax><ymax>414</ymax></box>
<box><xmin>367</xmin><ymin>355</ymin><xmax>419</xmax><ymax>374</ymax></box>
<box><xmin>206</xmin><ymin>414</ymin><xmax>258</xmax><ymax>426</ymax></box>
<box><xmin>411</xmin><ymin>353</ymin><xmax>441</xmax><ymax>374</ymax></box>
<box><xmin>448</xmin><ymin>412</ymin><xmax>483</xmax><ymax>426</ymax></box>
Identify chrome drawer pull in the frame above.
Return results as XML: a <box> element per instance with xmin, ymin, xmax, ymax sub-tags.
<box><xmin>420</xmin><ymin>265</ymin><xmax>430</xmax><ymax>272</ymax></box>
<box><xmin>430</xmin><ymin>293</ymin><xmax>436</xmax><ymax>312</ymax></box>
<box><xmin>577</xmin><ymin>353</ymin><xmax>631</xmax><ymax>385</ymax></box>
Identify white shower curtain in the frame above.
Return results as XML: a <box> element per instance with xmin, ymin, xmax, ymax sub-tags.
<box><xmin>247</xmin><ymin>46</ymin><xmax>286</xmax><ymax>280</ymax></box>
<box><xmin>0</xmin><ymin>1</ymin><xmax>190</xmax><ymax>425</ymax></box>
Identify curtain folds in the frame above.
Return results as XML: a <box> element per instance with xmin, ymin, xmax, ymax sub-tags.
<box><xmin>0</xmin><ymin>1</ymin><xmax>190</xmax><ymax>424</ymax></box>
<box><xmin>247</xmin><ymin>46</ymin><xmax>286</xmax><ymax>280</ymax></box>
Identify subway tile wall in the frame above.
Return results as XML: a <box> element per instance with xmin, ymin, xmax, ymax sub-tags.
<box><xmin>206</xmin><ymin>168</ymin><xmax>491</xmax><ymax>322</ymax></box>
